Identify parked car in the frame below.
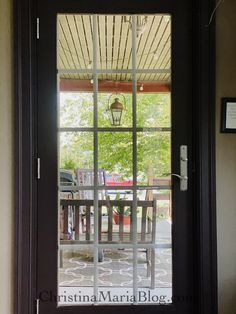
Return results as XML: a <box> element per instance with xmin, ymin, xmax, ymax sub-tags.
<box><xmin>60</xmin><ymin>169</ymin><xmax>76</xmax><ymax>189</ymax></box>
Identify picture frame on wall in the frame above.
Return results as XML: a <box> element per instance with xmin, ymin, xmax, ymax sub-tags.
<box><xmin>221</xmin><ymin>98</ymin><xmax>236</xmax><ymax>133</ymax></box>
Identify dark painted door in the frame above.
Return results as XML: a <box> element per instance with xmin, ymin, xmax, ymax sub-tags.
<box><xmin>37</xmin><ymin>1</ymin><xmax>195</xmax><ymax>313</ymax></box>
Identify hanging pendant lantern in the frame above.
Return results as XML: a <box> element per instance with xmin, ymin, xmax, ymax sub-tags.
<box><xmin>107</xmin><ymin>93</ymin><xmax>126</xmax><ymax>126</ymax></box>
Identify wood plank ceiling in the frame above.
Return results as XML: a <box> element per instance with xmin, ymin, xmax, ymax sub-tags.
<box><xmin>58</xmin><ymin>14</ymin><xmax>171</xmax><ymax>87</ymax></box>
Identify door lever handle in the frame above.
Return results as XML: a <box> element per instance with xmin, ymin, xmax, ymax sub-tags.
<box><xmin>179</xmin><ymin>145</ymin><xmax>188</xmax><ymax>191</ymax></box>
<box><xmin>163</xmin><ymin>145</ymin><xmax>188</xmax><ymax>191</ymax></box>
<box><xmin>171</xmin><ymin>173</ymin><xmax>188</xmax><ymax>180</ymax></box>
<box><xmin>163</xmin><ymin>173</ymin><xmax>188</xmax><ymax>180</ymax></box>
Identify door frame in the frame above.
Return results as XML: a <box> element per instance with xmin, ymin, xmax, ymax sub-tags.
<box><xmin>13</xmin><ymin>0</ymin><xmax>217</xmax><ymax>314</ymax></box>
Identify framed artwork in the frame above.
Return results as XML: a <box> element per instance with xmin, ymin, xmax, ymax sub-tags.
<box><xmin>221</xmin><ymin>98</ymin><xmax>236</xmax><ymax>133</ymax></box>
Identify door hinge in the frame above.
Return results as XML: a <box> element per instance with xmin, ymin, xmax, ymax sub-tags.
<box><xmin>37</xmin><ymin>18</ymin><xmax>40</xmax><ymax>39</ymax></box>
<box><xmin>36</xmin><ymin>299</ymin><xmax>40</xmax><ymax>314</ymax></box>
<box><xmin>37</xmin><ymin>157</ymin><xmax>41</xmax><ymax>179</ymax></box>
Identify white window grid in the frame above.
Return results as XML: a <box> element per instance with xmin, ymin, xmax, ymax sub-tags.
<box><xmin>57</xmin><ymin>14</ymin><xmax>172</xmax><ymax>305</ymax></box>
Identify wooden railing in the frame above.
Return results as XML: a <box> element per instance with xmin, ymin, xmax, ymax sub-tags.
<box><xmin>60</xmin><ymin>199</ymin><xmax>157</xmax><ymax>244</ymax></box>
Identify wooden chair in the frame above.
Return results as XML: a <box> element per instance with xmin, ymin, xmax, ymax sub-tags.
<box><xmin>146</xmin><ymin>175</ymin><xmax>172</xmax><ymax>218</ymax></box>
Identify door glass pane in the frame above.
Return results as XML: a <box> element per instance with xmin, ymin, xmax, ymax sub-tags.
<box><xmin>136</xmin><ymin>188</ymin><xmax>172</xmax><ymax>303</ymax></box>
<box><xmin>57</xmin><ymin>14</ymin><xmax>93</xmax><ymax>70</ymax></box>
<box><xmin>137</xmin><ymin>93</ymin><xmax>171</xmax><ymax>128</ymax></box>
<box><xmin>96</xmin><ymin>15</ymin><xmax>132</xmax><ymax>70</ymax></box>
<box><xmin>98</xmin><ymin>132</ymin><xmax>133</xmax><ymax>186</ymax></box>
<box><xmin>97</xmin><ymin>73</ymin><xmax>133</xmax><ymax>128</ymax></box>
<box><xmin>137</xmin><ymin>245</ymin><xmax>172</xmax><ymax>305</ymax></box>
<box><xmin>136</xmin><ymin>15</ymin><xmax>171</xmax><ymax>73</ymax></box>
<box><xmin>57</xmin><ymin>13</ymin><xmax>172</xmax><ymax>306</ymax></box>
<box><xmin>98</xmin><ymin>190</ymin><xmax>133</xmax><ymax>243</ymax></box>
<box><xmin>98</xmin><ymin>249</ymin><xmax>134</xmax><ymax>303</ymax></box>
<box><xmin>137</xmin><ymin>131</ymin><xmax>171</xmax><ymax>185</ymax></box>
<box><xmin>59</xmin><ymin>92</ymin><xmax>93</xmax><ymax>128</ymax></box>
<box><xmin>137</xmin><ymin>189</ymin><xmax>172</xmax><ymax>245</ymax></box>
<box><xmin>60</xmin><ymin>132</ymin><xmax>94</xmax><ymax>174</ymax></box>
<box><xmin>59</xmin><ymin>77</ymin><xmax>94</xmax><ymax>128</ymax></box>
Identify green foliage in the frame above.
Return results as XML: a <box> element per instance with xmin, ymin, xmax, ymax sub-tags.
<box><xmin>60</xmin><ymin>92</ymin><xmax>171</xmax><ymax>184</ymax></box>
<box><xmin>63</xmin><ymin>158</ymin><xmax>77</xmax><ymax>170</ymax></box>
<box><xmin>113</xmin><ymin>193</ymin><xmax>131</xmax><ymax>216</ymax></box>
<box><xmin>98</xmin><ymin>131</ymin><xmax>133</xmax><ymax>178</ymax></box>
<box><xmin>60</xmin><ymin>131</ymin><xmax>93</xmax><ymax>169</ymax></box>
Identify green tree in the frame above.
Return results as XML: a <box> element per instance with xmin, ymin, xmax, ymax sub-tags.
<box><xmin>60</xmin><ymin>92</ymin><xmax>171</xmax><ymax>184</ymax></box>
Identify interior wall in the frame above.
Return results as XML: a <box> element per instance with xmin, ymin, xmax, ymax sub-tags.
<box><xmin>216</xmin><ymin>0</ymin><xmax>236</xmax><ymax>313</ymax></box>
<box><xmin>0</xmin><ymin>0</ymin><xmax>13</xmax><ymax>313</ymax></box>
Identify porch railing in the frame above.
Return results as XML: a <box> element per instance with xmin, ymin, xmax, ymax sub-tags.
<box><xmin>60</xmin><ymin>199</ymin><xmax>157</xmax><ymax>244</ymax></box>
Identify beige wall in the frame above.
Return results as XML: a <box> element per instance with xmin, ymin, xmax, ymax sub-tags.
<box><xmin>0</xmin><ymin>0</ymin><xmax>236</xmax><ymax>313</ymax></box>
<box><xmin>0</xmin><ymin>0</ymin><xmax>13</xmax><ymax>314</ymax></box>
<box><xmin>216</xmin><ymin>0</ymin><xmax>236</xmax><ymax>313</ymax></box>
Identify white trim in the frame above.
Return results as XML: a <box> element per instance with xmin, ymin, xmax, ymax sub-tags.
<box><xmin>93</xmin><ymin>14</ymin><xmax>99</xmax><ymax>301</ymax></box>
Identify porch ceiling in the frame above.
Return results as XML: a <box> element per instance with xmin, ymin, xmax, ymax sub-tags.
<box><xmin>58</xmin><ymin>14</ymin><xmax>171</xmax><ymax>84</ymax></box>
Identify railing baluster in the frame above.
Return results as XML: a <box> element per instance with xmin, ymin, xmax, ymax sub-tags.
<box><xmin>86</xmin><ymin>205</ymin><xmax>90</xmax><ymax>241</ymax></box>
<box><xmin>152</xmin><ymin>199</ymin><xmax>157</xmax><ymax>243</ymax></box>
<box><xmin>98</xmin><ymin>205</ymin><xmax>102</xmax><ymax>242</ymax></box>
<box><xmin>63</xmin><ymin>205</ymin><xmax>68</xmax><ymax>238</ymax></box>
<box><xmin>141</xmin><ymin>206</ymin><xmax>147</xmax><ymax>242</ymax></box>
<box><xmin>130</xmin><ymin>205</ymin><xmax>133</xmax><ymax>242</ymax></box>
<box><xmin>74</xmin><ymin>205</ymin><xmax>80</xmax><ymax>240</ymax></box>
<box><xmin>108</xmin><ymin>203</ymin><xmax>113</xmax><ymax>242</ymax></box>
<box><xmin>119</xmin><ymin>206</ymin><xmax>124</xmax><ymax>242</ymax></box>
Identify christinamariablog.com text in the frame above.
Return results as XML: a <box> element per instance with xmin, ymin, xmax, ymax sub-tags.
<box><xmin>39</xmin><ymin>290</ymin><xmax>193</xmax><ymax>304</ymax></box>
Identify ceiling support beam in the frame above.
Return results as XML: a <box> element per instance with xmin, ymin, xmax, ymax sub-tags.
<box><xmin>59</xmin><ymin>79</ymin><xmax>171</xmax><ymax>93</ymax></box>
